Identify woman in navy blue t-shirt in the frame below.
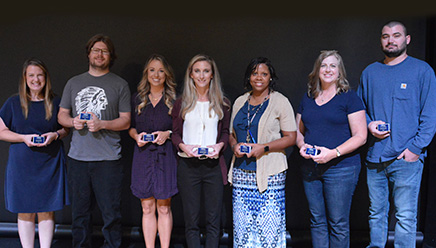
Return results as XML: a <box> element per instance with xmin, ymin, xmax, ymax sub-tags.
<box><xmin>295</xmin><ymin>50</ymin><xmax>367</xmax><ymax>248</ymax></box>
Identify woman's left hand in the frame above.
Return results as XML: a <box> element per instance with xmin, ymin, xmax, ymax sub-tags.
<box><xmin>246</xmin><ymin>143</ymin><xmax>266</xmax><ymax>158</ymax></box>
<box><xmin>206</xmin><ymin>142</ymin><xmax>224</xmax><ymax>158</ymax></box>
<box><xmin>153</xmin><ymin>130</ymin><xmax>171</xmax><ymax>146</ymax></box>
<box><xmin>310</xmin><ymin>145</ymin><xmax>336</xmax><ymax>164</ymax></box>
<box><xmin>37</xmin><ymin>132</ymin><xmax>58</xmax><ymax>147</ymax></box>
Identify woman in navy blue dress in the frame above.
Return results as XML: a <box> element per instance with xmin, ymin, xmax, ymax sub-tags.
<box><xmin>129</xmin><ymin>54</ymin><xmax>178</xmax><ymax>248</ymax></box>
<box><xmin>295</xmin><ymin>50</ymin><xmax>367</xmax><ymax>248</ymax></box>
<box><xmin>0</xmin><ymin>58</ymin><xmax>69</xmax><ymax>248</ymax></box>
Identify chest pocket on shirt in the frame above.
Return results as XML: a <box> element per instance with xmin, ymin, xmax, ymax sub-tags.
<box><xmin>393</xmin><ymin>82</ymin><xmax>414</xmax><ymax>100</ymax></box>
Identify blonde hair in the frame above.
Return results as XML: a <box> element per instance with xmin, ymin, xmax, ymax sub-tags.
<box><xmin>180</xmin><ymin>54</ymin><xmax>229</xmax><ymax>119</ymax></box>
<box><xmin>307</xmin><ymin>50</ymin><xmax>349</xmax><ymax>98</ymax></box>
<box><xmin>19</xmin><ymin>58</ymin><xmax>54</xmax><ymax>120</ymax></box>
<box><xmin>135</xmin><ymin>54</ymin><xmax>177</xmax><ymax>115</ymax></box>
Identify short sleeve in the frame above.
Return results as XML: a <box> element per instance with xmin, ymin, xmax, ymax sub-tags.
<box><xmin>130</xmin><ymin>92</ymin><xmax>138</xmax><ymax>129</ymax></box>
<box><xmin>118</xmin><ymin>83</ymin><xmax>131</xmax><ymax>113</ymax></box>
<box><xmin>0</xmin><ymin>96</ymin><xmax>15</xmax><ymax>128</ymax></box>
<box><xmin>346</xmin><ymin>90</ymin><xmax>365</xmax><ymax>115</ymax></box>
<box><xmin>297</xmin><ymin>94</ymin><xmax>307</xmax><ymax>114</ymax></box>
<box><xmin>279</xmin><ymin>95</ymin><xmax>297</xmax><ymax>132</ymax></box>
<box><xmin>59</xmin><ymin>81</ymin><xmax>72</xmax><ymax>109</ymax></box>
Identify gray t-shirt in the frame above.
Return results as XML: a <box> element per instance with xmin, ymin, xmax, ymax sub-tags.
<box><xmin>59</xmin><ymin>72</ymin><xmax>131</xmax><ymax>161</ymax></box>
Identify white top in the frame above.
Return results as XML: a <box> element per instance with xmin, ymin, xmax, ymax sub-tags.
<box><xmin>179</xmin><ymin>101</ymin><xmax>218</xmax><ymax>157</ymax></box>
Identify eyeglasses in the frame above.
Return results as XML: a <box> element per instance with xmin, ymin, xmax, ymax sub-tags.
<box><xmin>90</xmin><ymin>48</ymin><xmax>110</xmax><ymax>55</ymax></box>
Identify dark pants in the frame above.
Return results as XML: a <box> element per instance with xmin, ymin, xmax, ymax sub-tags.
<box><xmin>67</xmin><ymin>157</ymin><xmax>123</xmax><ymax>248</ymax></box>
<box><xmin>177</xmin><ymin>157</ymin><xmax>223</xmax><ymax>248</ymax></box>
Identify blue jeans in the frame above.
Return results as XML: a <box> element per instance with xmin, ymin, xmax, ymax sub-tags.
<box><xmin>301</xmin><ymin>163</ymin><xmax>360</xmax><ymax>248</ymax></box>
<box><xmin>67</xmin><ymin>158</ymin><xmax>124</xmax><ymax>248</ymax></box>
<box><xmin>366</xmin><ymin>158</ymin><xmax>423</xmax><ymax>248</ymax></box>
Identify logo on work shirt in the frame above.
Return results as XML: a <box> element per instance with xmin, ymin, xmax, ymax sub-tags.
<box><xmin>400</xmin><ymin>83</ymin><xmax>407</xmax><ymax>89</ymax></box>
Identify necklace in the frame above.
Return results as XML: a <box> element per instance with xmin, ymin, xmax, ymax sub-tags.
<box><xmin>246</xmin><ymin>91</ymin><xmax>270</xmax><ymax>143</ymax></box>
<box><xmin>318</xmin><ymin>89</ymin><xmax>335</xmax><ymax>103</ymax></box>
<box><xmin>149</xmin><ymin>92</ymin><xmax>163</xmax><ymax>101</ymax></box>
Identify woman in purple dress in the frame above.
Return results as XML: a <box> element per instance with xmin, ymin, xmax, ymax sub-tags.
<box><xmin>0</xmin><ymin>58</ymin><xmax>69</xmax><ymax>248</ymax></box>
<box><xmin>129</xmin><ymin>54</ymin><xmax>178</xmax><ymax>248</ymax></box>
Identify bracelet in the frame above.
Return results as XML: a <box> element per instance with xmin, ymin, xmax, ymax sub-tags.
<box><xmin>55</xmin><ymin>131</ymin><xmax>60</xmax><ymax>140</ymax></box>
<box><xmin>335</xmin><ymin>148</ymin><xmax>341</xmax><ymax>157</ymax></box>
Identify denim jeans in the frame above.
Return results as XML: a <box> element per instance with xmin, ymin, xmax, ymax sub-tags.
<box><xmin>177</xmin><ymin>157</ymin><xmax>223</xmax><ymax>248</ymax></box>
<box><xmin>366</xmin><ymin>158</ymin><xmax>423</xmax><ymax>248</ymax></box>
<box><xmin>67</xmin><ymin>158</ymin><xmax>124</xmax><ymax>248</ymax></box>
<box><xmin>301</xmin><ymin>163</ymin><xmax>360</xmax><ymax>248</ymax></box>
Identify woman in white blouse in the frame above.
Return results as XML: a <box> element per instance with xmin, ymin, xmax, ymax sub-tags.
<box><xmin>171</xmin><ymin>54</ymin><xmax>231</xmax><ymax>248</ymax></box>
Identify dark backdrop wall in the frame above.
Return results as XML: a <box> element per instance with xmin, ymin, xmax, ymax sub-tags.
<box><xmin>0</xmin><ymin>9</ymin><xmax>435</xmax><ymax>243</ymax></box>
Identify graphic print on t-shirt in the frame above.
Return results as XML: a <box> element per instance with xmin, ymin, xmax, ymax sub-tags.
<box><xmin>75</xmin><ymin>86</ymin><xmax>108</xmax><ymax>119</ymax></box>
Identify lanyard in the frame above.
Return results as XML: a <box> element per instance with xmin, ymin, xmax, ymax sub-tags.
<box><xmin>246</xmin><ymin>92</ymin><xmax>270</xmax><ymax>143</ymax></box>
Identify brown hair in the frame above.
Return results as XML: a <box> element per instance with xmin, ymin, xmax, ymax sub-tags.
<box><xmin>18</xmin><ymin>58</ymin><xmax>54</xmax><ymax>120</ymax></box>
<box><xmin>135</xmin><ymin>54</ymin><xmax>177</xmax><ymax>115</ymax></box>
<box><xmin>307</xmin><ymin>50</ymin><xmax>349</xmax><ymax>98</ymax></box>
<box><xmin>85</xmin><ymin>33</ymin><xmax>117</xmax><ymax>67</ymax></box>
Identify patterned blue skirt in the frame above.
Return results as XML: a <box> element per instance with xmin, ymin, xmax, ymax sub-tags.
<box><xmin>232</xmin><ymin>167</ymin><xmax>287</xmax><ymax>248</ymax></box>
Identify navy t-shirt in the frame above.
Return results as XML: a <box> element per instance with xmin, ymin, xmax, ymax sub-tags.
<box><xmin>297</xmin><ymin>90</ymin><xmax>364</xmax><ymax>168</ymax></box>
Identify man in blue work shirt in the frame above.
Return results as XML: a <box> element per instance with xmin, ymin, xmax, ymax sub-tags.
<box><xmin>357</xmin><ymin>20</ymin><xmax>436</xmax><ymax>248</ymax></box>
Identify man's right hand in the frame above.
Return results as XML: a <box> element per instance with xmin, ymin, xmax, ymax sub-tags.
<box><xmin>73</xmin><ymin>116</ymin><xmax>87</xmax><ymax>130</ymax></box>
<box><xmin>368</xmin><ymin>121</ymin><xmax>390</xmax><ymax>139</ymax></box>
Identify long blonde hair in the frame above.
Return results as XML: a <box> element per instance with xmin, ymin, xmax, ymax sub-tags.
<box><xmin>307</xmin><ymin>50</ymin><xmax>349</xmax><ymax>98</ymax></box>
<box><xmin>18</xmin><ymin>58</ymin><xmax>54</xmax><ymax>120</ymax></box>
<box><xmin>180</xmin><ymin>54</ymin><xmax>229</xmax><ymax>120</ymax></box>
<box><xmin>135</xmin><ymin>54</ymin><xmax>177</xmax><ymax>115</ymax></box>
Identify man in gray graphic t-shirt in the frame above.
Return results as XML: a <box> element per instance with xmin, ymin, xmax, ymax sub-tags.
<box><xmin>58</xmin><ymin>34</ymin><xmax>130</xmax><ymax>248</ymax></box>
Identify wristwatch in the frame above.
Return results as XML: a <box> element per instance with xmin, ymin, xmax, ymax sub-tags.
<box><xmin>335</xmin><ymin>148</ymin><xmax>341</xmax><ymax>157</ymax></box>
<box><xmin>264</xmin><ymin>145</ymin><xmax>270</xmax><ymax>153</ymax></box>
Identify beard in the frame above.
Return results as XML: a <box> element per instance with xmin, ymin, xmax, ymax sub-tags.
<box><xmin>382</xmin><ymin>44</ymin><xmax>407</xmax><ymax>58</ymax></box>
<box><xmin>90</xmin><ymin>60</ymin><xmax>110</xmax><ymax>71</ymax></box>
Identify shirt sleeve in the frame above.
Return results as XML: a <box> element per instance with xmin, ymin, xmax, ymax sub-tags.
<box><xmin>296</xmin><ymin>94</ymin><xmax>306</xmax><ymax>115</ymax></box>
<box><xmin>346</xmin><ymin>90</ymin><xmax>365</xmax><ymax>115</ymax></box>
<box><xmin>216</xmin><ymin>99</ymin><xmax>231</xmax><ymax>150</ymax></box>
<box><xmin>171</xmin><ymin>98</ymin><xmax>184</xmax><ymax>151</ymax></box>
<box><xmin>130</xmin><ymin>93</ymin><xmax>137</xmax><ymax>129</ymax></box>
<box><xmin>59</xmin><ymin>81</ymin><xmax>72</xmax><ymax>110</ymax></box>
<box><xmin>229</xmin><ymin>95</ymin><xmax>245</xmax><ymax>135</ymax></box>
<box><xmin>118</xmin><ymin>83</ymin><xmax>131</xmax><ymax>113</ymax></box>
<box><xmin>279</xmin><ymin>95</ymin><xmax>297</xmax><ymax>132</ymax></box>
<box><xmin>356</xmin><ymin>73</ymin><xmax>372</xmax><ymax>125</ymax></box>
<box><xmin>409</xmin><ymin>66</ymin><xmax>436</xmax><ymax>155</ymax></box>
<box><xmin>0</xmin><ymin>96</ymin><xmax>14</xmax><ymax>128</ymax></box>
